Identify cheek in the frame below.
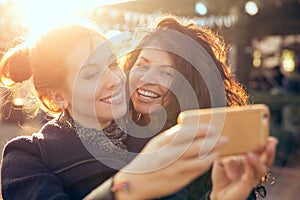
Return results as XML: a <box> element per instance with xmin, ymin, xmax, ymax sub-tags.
<box><xmin>73</xmin><ymin>83</ymin><xmax>99</xmax><ymax>109</ymax></box>
<box><xmin>161</xmin><ymin>90</ymin><xmax>175</xmax><ymax>106</ymax></box>
<box><xmin>160</xmin><ymin>85</ymin><xmax>171</xmax><ymax>96</ymax></box>
<box><xmin>72</xmin><ymin>90</ymin><xmax>94</xmax><ymax>110</ymax></box>
<box><xmin>128</xmin><ymin>73</ymin><xmax>139</xmax><ymax>92</ymax></box>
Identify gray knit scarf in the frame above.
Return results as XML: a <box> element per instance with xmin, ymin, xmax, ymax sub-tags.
<box><xmin>58</xmin><ymin>111</ymin><xmax>128</xmax><ymax>162</ymax></box>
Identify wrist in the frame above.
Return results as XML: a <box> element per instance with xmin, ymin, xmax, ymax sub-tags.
<box><xmin>112</xmin><ymin>172</ymin><xmax>141</xmax><ymax>200</ymax></box>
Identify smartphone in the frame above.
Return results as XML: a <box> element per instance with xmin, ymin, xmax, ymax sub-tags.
<box><xmin>177</xmin><ymin>104</ymin><xmax>270</xmax><ymax>156</ymax></box>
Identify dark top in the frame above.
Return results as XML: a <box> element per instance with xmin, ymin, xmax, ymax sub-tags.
<box><xmin>1</xmin><ymin>118</ymin><xmax>188</xmax><ymax>200</ymax></box>
<box><xmin>1</xmin><ymin>119</ymin><xmax>119</xmax><ymax>199</ymax></box>
<box><xmin>1</xmin><ymin>114</ymin><xmax>257</xmax><ymax>200</ymax></box>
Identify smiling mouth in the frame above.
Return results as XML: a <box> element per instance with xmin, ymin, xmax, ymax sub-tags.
<box><xmin>137</xmin><ymin>88</ymin><xmax>160</xmax><ymax>100</ymax></box>
<box><xmin>101</xmin><ymin>92</ymin><xmax>123</xmax><ymax>104</ymax></box>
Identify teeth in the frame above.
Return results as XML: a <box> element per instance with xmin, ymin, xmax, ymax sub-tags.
<box><xmin>102</xmin><ymin>93</ymin><xmax>122</xmax><ymax>103</ymax></box>
<box><xmin>138</xmin><ymin>89</ymin><xmax>159</xmax><ymax>98</ymax></box>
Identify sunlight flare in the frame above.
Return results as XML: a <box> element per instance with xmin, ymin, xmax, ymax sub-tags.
<box><xmin>11</xmin><ymin>0</ymin><xmax>134</xmax><ymax>32</ymax></box>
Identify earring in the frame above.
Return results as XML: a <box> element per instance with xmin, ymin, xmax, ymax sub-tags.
<box><xmin>58</xmin><ymin>106</ymin><xmax>74</xmax><ymax>132</ymax></box>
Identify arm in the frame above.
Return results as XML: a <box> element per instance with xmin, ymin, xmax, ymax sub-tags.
<box><xmin>84</xmin><ymin>124</ymin><xmax>228</xmax><ymax>200</ymax></box>
<box><xmin>1</xmin><ymin>138</ymin><xmax>71</xmax><ymax>200</ymax></box>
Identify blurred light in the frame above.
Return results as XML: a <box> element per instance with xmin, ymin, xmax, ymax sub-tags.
<box><xmin>254</xmin><ymin>50</ymin><xmax>261</xmax><ymax>57</ymax></box>
<box><xmin>1</xmin><ymin>77</ymin><xmax>15</xmax><ymax>86</ymax></box>
<box><xmin>0</xmin><ymin>0</ymin><xmax>9</xmax><ymax>4</ymax></box>
<box><xmin>263</xmin><ymin>56</ymin><xmax>280</xmax><ymax>69</ymax></box>
<box><xmin>253</xmin><ymin>59</ymin><xmax>261</xmax><ymax>67</ymax></box>
<box><xmin>245</xmin><ymin>1</ymin><xmax>259</xmax><ymax>16</ymax></box>
<box><xmin>109</xmin><ymin>9</ymin><xmax>120</xmax><ymax>19</ymax></box>
<box><xmin>195</xmin><ymin>2</ymin><xmax>207</xmax><ymax>16</ymax></box>
<box><xmin>106</xmin><ymin>30</ymin><xmax>131</xmax><ymax>54</ymax></box>
<box><xmin>13</xmin><ymin>97</ymin><xmax>25</xmax><ymax>107</ymax></box>
<box><xmin>281</xmin><ymin>49</ymin><xmax>295</xmax><ymax>72</ymax></box>
<box><xmin>253</xmin><ymin>50</ymin><xmax>261</xmax><ymax>67</ymax></box>
<box><xmin>11</xmin><ymin>0</ymin><xmax>134</xmax><ymax>33</ymax></box>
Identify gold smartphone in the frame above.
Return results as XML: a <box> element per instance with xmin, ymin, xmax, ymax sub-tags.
<box><xmin>177</xmin><ymin>104</ymin><xmax>270</xmax><ymax>156</ymax></box>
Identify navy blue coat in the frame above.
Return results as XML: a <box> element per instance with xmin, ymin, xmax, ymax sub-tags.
<box><xmin>1</xmin><ymin>119</ymin><xmax>188</xmax><ymax>200</ymax></box>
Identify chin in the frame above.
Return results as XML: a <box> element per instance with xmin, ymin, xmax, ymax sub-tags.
<box><xmin>135</xmin><ymin>105</ymin><xmax>161</xmax><ymax>115</ymax></box>
<box><xmin>111</xmin><ymin>106</ymin><xmax>127</xmax><ymax>119</ymax></box>
<box><xmin>132</xmin><ymin>102</ymin><xmax>146</xmax><ymax>114</ymax></box>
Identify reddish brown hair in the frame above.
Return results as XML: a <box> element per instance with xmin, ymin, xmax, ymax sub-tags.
<box><xmin>0</xmin><ymin>22</ymin><xmax>105</xmax><ymax>115</ymax></box>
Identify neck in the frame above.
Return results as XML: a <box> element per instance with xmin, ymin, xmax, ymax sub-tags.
<box><xmin>137</xmin><ymin>112</ymin><xmax>166</xmax><ymax>133</ymax></box>
<box><xmin>68</xmin><ymin>110</ymin><xmax>112</xmax><ymax>130</ymax></box>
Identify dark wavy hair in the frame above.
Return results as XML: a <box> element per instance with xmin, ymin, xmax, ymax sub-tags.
<box><xmin>122</xmin><ymin>17</ymin><xmax>249</xmax><ymax>130</ymax></box>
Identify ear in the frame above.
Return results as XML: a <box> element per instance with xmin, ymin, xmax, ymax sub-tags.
<box><xmin>47</xmin><ymin>89</ymin><xmax>69</xmax><ymax>109</ymax></box>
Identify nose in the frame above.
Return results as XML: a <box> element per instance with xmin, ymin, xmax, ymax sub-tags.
<box><xmin>140</xmin><ymin>67</ymin><xmax>158</xmax><ymax>84</ymax></box>
<box><xmin>103</xmin><ymin>68</ymin><xmax>124</xmax><ymax>89</ymax></box>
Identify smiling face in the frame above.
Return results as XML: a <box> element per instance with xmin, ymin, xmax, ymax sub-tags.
<box><xmin>129</xmin><ymin>49</ymin><xmax>175</xmax><ymax>116</ymax></box>
<box><xmin>63</xmin><ymin>36</ymin><xmax>127</xmax><ymax>129</ymax></box>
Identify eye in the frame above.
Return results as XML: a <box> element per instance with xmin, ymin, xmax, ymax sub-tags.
<box><xmin>160</xmin><ymin>70</ymin><xmax>173</xmax><ymax>77</ymax></box>
<box><xmin>133</xmin><ymin>64</ymin><xmax>149</xmax><ymax>71</ymax></box>
<box><xmin>82</xmin><ymin>68</ymin><xmax>102</xmax><ymax>80</ymax></box>
<box><xmin>86</xmin><ymin>71</ymin><xmax>101</xmax><ymax>79</ymax></box>
<box><xmin>159</xmin><ymin>66</ymin><xmax>174</xmax><ymax>78</ymax></box>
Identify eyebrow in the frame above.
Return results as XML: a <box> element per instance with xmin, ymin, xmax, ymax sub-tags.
<box><xmin>77</xmin><ymin>63</ymin><xmax>98</xmax><ymax>74</ymax></box>
<box><xmin>137</xmin><ymin>58</ymin><xmax>173</xmax><ymax>69</ymax></box>
<box><xmin>79</xmin><ymin>54</ymin><xmax>117</xmax><ymax>72</ymax></box>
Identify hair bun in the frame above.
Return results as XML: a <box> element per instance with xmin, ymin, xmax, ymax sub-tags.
<box><xmin>6</xmin><ymin>48</ymin><xmax>32</xmax><ymax>83</ymax></box>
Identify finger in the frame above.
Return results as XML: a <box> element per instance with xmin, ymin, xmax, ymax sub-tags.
<box><xmin>246</xmin><ymin>152</ymin><xmax>267</xmax><ymax>182</ymax></box>
<box><xmin>241</xmin><ymin>157</ymin><xmax>257</xmax><ymax>188</ymax></box>
<box><xmin>198</xmin><ymin>136</ymin><xmax>228</xmax><ymax>158</ymax></box>
<box><xmin>212</xmin><ymin>159</ymin><xmax>228</xmax><ymax>184</ymax></box>
<box><xmin>180</xmin><ymin>151</ymin><xmax>220</xmax><ymax>174</ymax></box>
<box><xmin>221</xmin><ymin>155</ymin><xmax>245</xmax><ymax>181</ymax></box>
<box><xmin>160</xmin><ymin>152</ymin><xmax>220</xmax><ymax>189</ymax></box>
<box><xmin>252</xmin><ymin>136</ymin><xmax>278</xmax><ymax>170</ymax></box>
<box><xmin>164</xmin><ymin>124</ymin><xmax>215</xmax><ymax>145</ymax></box>
<box><xmin>263</xmin><ymin>136</ymin><xmax>278</xmax><ymax>167</ymax></box>
<box><xmin>175</xmin><ymin>136</ymin><xmax>228</xmax><ymax>159</ymax></box>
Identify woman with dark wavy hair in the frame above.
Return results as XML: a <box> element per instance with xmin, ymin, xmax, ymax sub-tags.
<box><xmin>122</xmin><ymin>16</ymin><xmax>277</xmax><ymax>200</ymax></box>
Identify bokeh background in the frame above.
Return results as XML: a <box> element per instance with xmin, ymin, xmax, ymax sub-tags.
<box><xmin>0</xmin><ymin>0</ymin><xmax>299</xmax><ymax>199</ymax></box>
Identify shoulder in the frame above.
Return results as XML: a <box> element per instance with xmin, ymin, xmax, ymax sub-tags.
<box><xmin>1</xmin><ymin>119</ymin><xmax>83</xmax><ymax>172</ymax></box>
<box><xmin>2</xmin><ymin>135</ymin><xmax>38</xmax><ymax>158</ymax></box>
<box><xmin>2</xmin><ymin>118</ymin><xmax>70</xmax><ymax>157</ymax></box>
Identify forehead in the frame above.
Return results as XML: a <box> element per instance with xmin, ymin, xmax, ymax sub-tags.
<box><xmin>65</xmin><ymin>36</ymin><xmax>115</xmax><ymax>72</ymax></box>
<box><xmin>138</xmin><ymin>49</ymin><xmax>174</xmax><ymax>65</ymax></box>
